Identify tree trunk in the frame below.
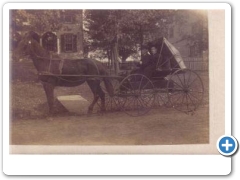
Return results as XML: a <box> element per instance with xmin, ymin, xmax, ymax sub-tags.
<box><xmin>107</xmin><ymin>49</ymin><xmax>111</xmax><ymax>68</ymax></box>
<box><xmin>110</xmin><ymin>11</ymin><xmax>120</xmax><ymax>75</ymax></box>
<box><xmin>140</xmin><ymin>25</ymin><xmax>143</xmax><ymax>60</ymax></box>
<box><xmin>111</xmin><ymin>42</ymin><xmax>119</xmax><ymax>75</ymax></box>
<box><xmin>121</xmin><ymin>57</ymin><xmax>127</xmax><ymax>63</ymax></box>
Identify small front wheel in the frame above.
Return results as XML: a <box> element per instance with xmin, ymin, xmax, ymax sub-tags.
<box><xmin>116</xmin><ymin>74</ymin><xmax>155</xmax><ymax>116</ymax></box>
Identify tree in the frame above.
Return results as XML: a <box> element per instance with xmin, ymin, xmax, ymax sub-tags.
<box><xmin>173</xmin><ymin>10</ymin><xmax>209</xmax><ymax>55</ymax></box>
<box><xmin>85</xmin><ymin>10</ymin><xmax>175</xmax><ymax>64</ymax></box>
<box><xmin>10</xmin><ymin>10</ymin><xmax>62</xmax><ymax>34</ymax></box>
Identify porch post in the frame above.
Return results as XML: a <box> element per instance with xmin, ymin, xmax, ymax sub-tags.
<box><xmin>39</xmin><ymin>38</ymin><xmax>42</xmax><ymax>46</ymax></box>
<box><xmin>57</xmin><ymin>38</ymin><xmax>60</xmax><ymax>54</ymax></box>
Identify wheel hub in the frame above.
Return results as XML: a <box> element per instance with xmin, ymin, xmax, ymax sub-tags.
<box><xmin>183</xmin><ymin>86</ymin><xmax>189</xmax><ymax>93</ymax></box>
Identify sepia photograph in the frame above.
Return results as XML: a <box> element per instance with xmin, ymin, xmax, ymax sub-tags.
<box><xmin>2</xmin><ymin>1</ymin><xmax>235</xmax><ymax>176</ymax></box>
<box><xmin>10</xmin><ymin>8</ymin><xmax>211</xmax><ymax>152</ymax></box>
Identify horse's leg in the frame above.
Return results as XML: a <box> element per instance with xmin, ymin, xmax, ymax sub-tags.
<box><xmin>88</xmin><ymin>95</ymin><xmax>99</xmax><ymax>114</ymax></box>
<box><xmin>87</xmin><ymin>80</ymin><xmax>99</xmax><ymax>114</ymax></box>
<box><xmin>42</xmin><ymin>82</ymin><xmax>55</xmax><ymax>114</ymax></box>
<box><xmin>97</xmin><ymin>85</ymin><xmax>106</xmax><ymax>112</ymax></box>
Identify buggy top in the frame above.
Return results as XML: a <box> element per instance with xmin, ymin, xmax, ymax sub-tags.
<box><xmin>147</xmin><ymin>37</ymin><xmax>186</xmax><ymax>70</ymax></box>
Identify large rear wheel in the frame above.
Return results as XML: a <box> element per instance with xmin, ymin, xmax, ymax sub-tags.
<box><xmin>167</xmin><ymin>69</ymin><xmax>204</xmax><ymax>114</ymax></box>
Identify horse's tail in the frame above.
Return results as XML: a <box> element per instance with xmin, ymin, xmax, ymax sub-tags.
<box><xmin>89</xmin><ymin>59</ymin><xmax>114</xmax><ymax>96</ymax></box>
<box><xmin>103</xmin><ymin>78</ymin><xmax>114</xmax><ymax>97</ymax></box>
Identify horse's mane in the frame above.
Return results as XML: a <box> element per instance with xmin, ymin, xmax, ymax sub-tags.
<box><xmin>31</xmin><ymin>39</ymin><xmax>51</xmax><ymax>59</ymax></box>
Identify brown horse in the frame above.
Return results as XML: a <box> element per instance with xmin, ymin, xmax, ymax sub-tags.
<box><xmin>14</xmin><ymin>32</ymin><xmax>114</xmax><ymax>115</ymax></box>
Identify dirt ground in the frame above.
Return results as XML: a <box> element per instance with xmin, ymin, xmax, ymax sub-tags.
<box><xmin>10</xmin><ymin>61</ymin><xmax>209</xmax><ymax>145</ymax></box>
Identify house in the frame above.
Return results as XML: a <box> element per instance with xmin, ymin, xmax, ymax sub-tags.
<box><xmin>167</xmin><ymin>10</ymin><xmax>209</xmax><ymax>70</ymax></box>
<box><xmin>11</xmin><ymin>10</ymin><xmax>84</xmax><ymax>59</ymax></box>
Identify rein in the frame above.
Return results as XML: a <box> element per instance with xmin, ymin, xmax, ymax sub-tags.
<box><xmin>39</xmin><ymin>71</ymin><xmax>88</xmax><ymax>83</ymax></box>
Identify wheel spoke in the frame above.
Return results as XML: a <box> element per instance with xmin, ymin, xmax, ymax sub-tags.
<box><xmin>138</xmin><ymin>98</ymin><xmax>147</xmax><ymax>110</ymax></box>
<box><xmin>142</xmin><ymin>81</ymin><xmax>150</xmax><ymax>90</ymax></box>
<box><xmin>176</xmin><ymin>73</ymin><xmax>184</xmax><ymax>88</ymax></box>
<box><xmin>136</xmin><ymin>98</ymin><xmax>142</xmax><ymax>115</ymax></box>
<box><xmin>169</xmin><ymin>91</ymin><xmax>183</xmax><ymax>96</ymax></box>
<box><xmin>189</xmin><ymin>90</ymin><xmax>204</xmax><ymax>93</ymax></box>
<box><xmin>133</xmin><ymin>98</ymin><xmax>137</xmax><ymax>111</ymax></box>
<box><xmin>170</xmin><ymin>92</ymin><xmax>183</xmax><ymax>105</ymax></box>
<box><xmin>140</xmin><ymin>95</ymin><xmax>153</xmax><ymax>108</ymax></box>
<box><xmin>128</xmin><ymin>80</ymin><xmax>135</xmax><ymax>93</ymax></box>
<box><xmin>126</xmin><ymin>97</ymin><xmax>134</xmax><ymax>108</ymax></box>
<box><xmin>188</xmin><ymin>92</ymin><xmax>201</xmax><ymax>101</ymax></box>
<box><xmin>187</xmin><ymin>93</ymin><xmax>197</xmax><ymax>110</ymax></box>
<box><xmin>120</xmin><ymin>83</ymin><xmax>131</xmax><ymax>91</ymax></box>
<box><xmin>187</xmin><ymin>70</ymin><xmax>192</xmax><ymax>86</ymax></box>
<box><xmin>181</xmin><ymin>92</ymin><xmax>185</xmax><ymax>106</ymax></box>
<box><xmin>172</xmin><ymin>80</ymin><xmax>184</xmax><ymax>89</ymax></box>
<box><xmin>185</xmin><ymin>93</ymin><xmax>189</xmax><ymax>111</ymax></box>
<box><xmin>188</xmin><ymin>77</ymin><xmax>198</xmax><ymax>87</ymax></box>
<box><xmin>138</xmin><ymin>75</ymin><xmax>144</xmax><ymax>90</ymax></box>
<box><xmin>183</xmin><ymin>71</ymin><xmax>186</xmax><ymax>85</ymax></box>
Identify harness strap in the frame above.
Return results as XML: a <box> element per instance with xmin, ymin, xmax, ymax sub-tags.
<box><xmin>48</xmin><ymin>58</ymin><xmax>52</xmax><ymax>72</ymax></box>
<box><xmin>28</xmin><ymin>41</ymin><xmax>101</xmax><ymax>77</ymax></box>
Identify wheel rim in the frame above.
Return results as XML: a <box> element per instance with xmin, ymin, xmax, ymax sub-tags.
<box><xmin>117</xmin><ymin>74</ymin><xmax>155</xmax><ymax>116</ymax></box>
<box><xmin>167</xmin><ymin>69</ymin><xmax>204</xmax><ymax>113</ymax></box>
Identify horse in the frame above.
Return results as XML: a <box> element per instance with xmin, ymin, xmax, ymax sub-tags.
<box><xmin>13</xmin><ymin>32</ymin><xmax>114</xmax><ymax>115</ymax></box>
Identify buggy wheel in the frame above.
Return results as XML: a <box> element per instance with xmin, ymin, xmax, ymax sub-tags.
<box><xmin>116</xmin><ymin>74</ymin><xmax>155</xmax><ymax>116</ymax></box>
<box><xmin>97</xmin><ymin>79</ymin><xmax>121</xmax><ymax>111</ymax></box>
<box><xmin>167</xmin><ymin>69</ymin><xmax>204</xmax><ymax>113</ymax></box>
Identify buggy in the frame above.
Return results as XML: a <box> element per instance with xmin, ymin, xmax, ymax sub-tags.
<box><xmin>103</xmin><ymin>37</ymin><xmax>204</xmax><ymax>116</ymax></box>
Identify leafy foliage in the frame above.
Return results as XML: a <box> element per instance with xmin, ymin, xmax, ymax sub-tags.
<box><xmin>173</xmin><ymin>10</ymin><xmax>209</xmax><ymax>52</ymax></box>
<box><xmin>11</xmin><ymin>10</ymin><xmax>208</xmax><ymax>60</ymax></box>
<box><xmin>10</xmin><ymin>10</ymin><xmax>62</xmax><ymax>33</ymax></box>
<box><xmin>85</xmin><ymin>10</ymin><xmax>175</xmax><ymax>62</ymax></box>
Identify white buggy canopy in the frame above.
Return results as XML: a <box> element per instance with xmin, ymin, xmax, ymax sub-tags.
<box><xmin>148</xmin><ymin>37</ymin><xmax>187</xmax><ymax>70</ymax></box>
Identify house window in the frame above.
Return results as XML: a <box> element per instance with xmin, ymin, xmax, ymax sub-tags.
<box><xmin>61</xmin><ymin>13</ymin><xmax>75</xmax><ymax>23</ymax></box>
<box><xmin>61</xmin><ymin>34</ymin><xmax>77</xmax><ymax>52</ymax></box>
<box><xmin>42</xmin><ymin>32</ymin><xmax>57</xmax><ymax>52</ymax></box>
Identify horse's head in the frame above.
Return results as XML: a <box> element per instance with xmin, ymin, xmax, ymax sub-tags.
<box><xmin>12</xmin><ymin>31</ymin><xmax>40</xmax><ymax>61</ymax></box>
